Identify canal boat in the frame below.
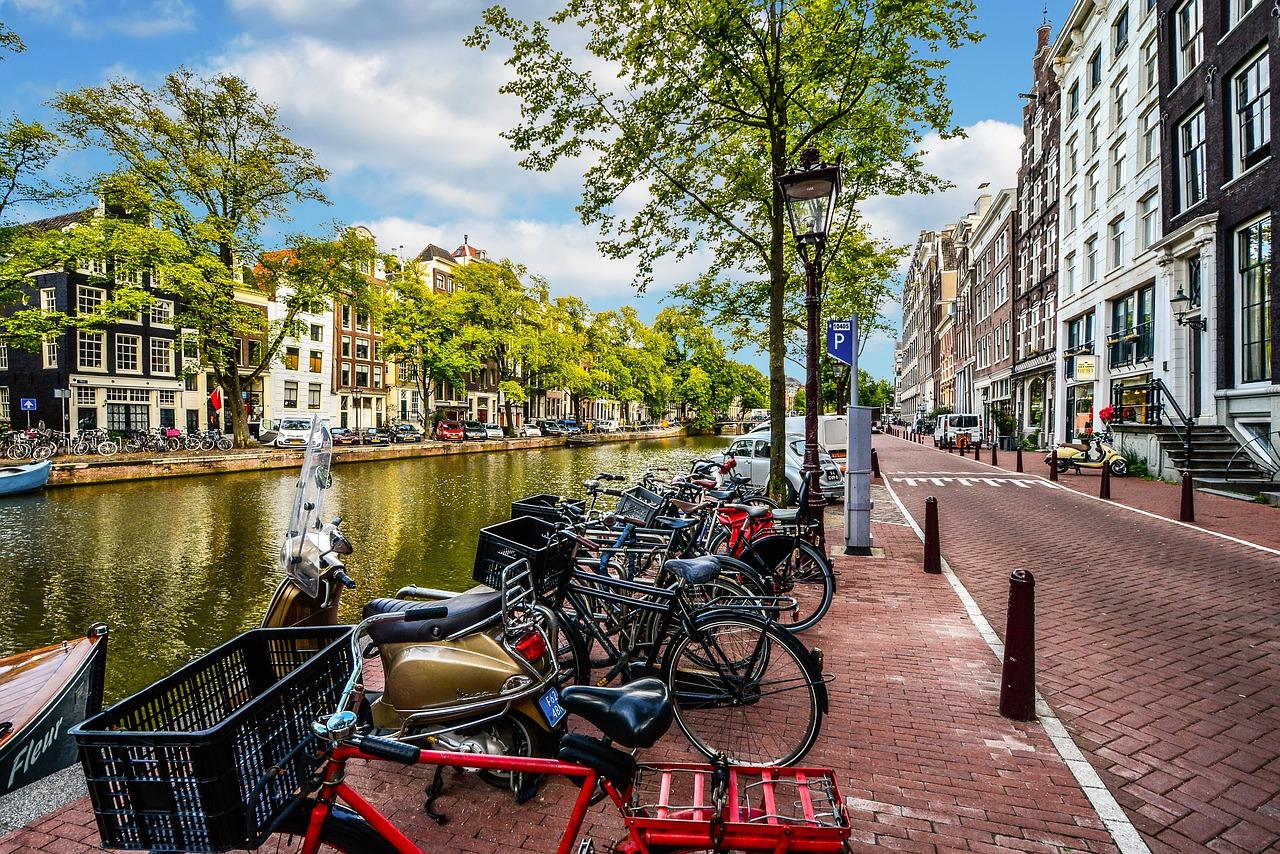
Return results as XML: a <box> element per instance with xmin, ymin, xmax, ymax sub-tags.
<box><xmin>566</xmin><ymin>434</ymin><xmax>598</xmax><ymax>447</ymax></box>
<box><xmin>0</xmin><ymin>625</ymin><xmax>108</xmax><ymax>797</ymax></box>
<box><xmin>0</xmin><ymin>460</ymin><xmax>51</xmax><ymax>497</ymax></box>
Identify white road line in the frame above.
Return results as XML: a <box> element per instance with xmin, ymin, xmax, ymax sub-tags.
<box><xmin>879</xmin><ymin>477</ymin><xmax>1153</xmax><ymax>854</ymax></box>
<box><xmin>879</xmin><ymin>438</ymin><xmax>1280</xmax><ymax>558</ymax></box>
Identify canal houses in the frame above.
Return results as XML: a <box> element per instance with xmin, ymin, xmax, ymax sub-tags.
<box><xmin>333</xmin><ymin>226</ymin><xmax>390</xmax><ymax>431</ymax></box>
<box><xmin>0</xmin><ymin>206</ymin><xmax>184</xmax><ymax>434</ymax></box>
<box><xmin>262</xmin><ymin>250</ymin><xmax>336</xmax><ymax>429</ymax></box>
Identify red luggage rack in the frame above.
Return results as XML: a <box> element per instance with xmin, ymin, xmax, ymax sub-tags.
<box><xmin>624</xmin><ymin>763</ymin><xmax>850</xmax><ymax>852</ymax></box>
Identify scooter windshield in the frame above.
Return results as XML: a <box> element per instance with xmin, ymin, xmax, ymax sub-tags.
<box><xmin>279</xmin><ymin>416</ymin><xmax>333</xmax><ymax>598</ymax></box>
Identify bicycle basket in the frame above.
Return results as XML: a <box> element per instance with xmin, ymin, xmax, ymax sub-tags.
<box><xmin>71</xmin><ymin>626</ymin><xmax>355</xmax><ymax>853</ymax></box>
<box><xmin>474</xmin><ymin>515</ymin><xmax>572</xmax><ymax>595</ymax></box>
<box><xmin>614</xmin><ymin>485</ymin><xmax>666</xmax><ymax>526</ymax></box>
<box><xmin>511</xmin><ymin>493</ymin><xmax>585</xmax><ymax>523</ymax></box>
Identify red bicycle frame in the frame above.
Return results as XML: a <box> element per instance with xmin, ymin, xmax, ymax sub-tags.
<box><xmin>715</xmin><ymin>507</ymin><xmax>775</xmax><ymax>558</ymax></box>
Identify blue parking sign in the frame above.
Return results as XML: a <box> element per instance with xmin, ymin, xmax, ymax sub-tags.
<box><xmin>19</xmin><ymin>398</ymin><xmax>37</xmax><ymax>412</ymax></box>
<box><xmin>826</xmin><ymin>320</ymin><xmax>855</xmax><ymax>366</ymax></box>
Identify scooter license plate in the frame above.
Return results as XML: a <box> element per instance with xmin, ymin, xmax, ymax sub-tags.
<box><xmin>538</xmin><ymin>687</ymin><xmax>567</xmax><ymax>727</ymax></box>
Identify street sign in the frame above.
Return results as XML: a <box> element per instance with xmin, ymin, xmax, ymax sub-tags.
<box><xmin>53</xmin><ymin>389</ymin><xmax>71</xmax><ymax>399</ymax></box>
<box><xmin>19</xmin><ymin>398</ymin><xmax>37</xmax><ymax>411</ymax></box>
<box><xmin>827</xmin><ymin>320</ymin><xmax>855</xmax><ymax>366</ymax></box>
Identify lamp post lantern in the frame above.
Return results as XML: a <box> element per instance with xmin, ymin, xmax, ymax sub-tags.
<box><xmin>778</xmin><ymin>148</ymin><xmax>841</xmax><ymax>549</ymax></box>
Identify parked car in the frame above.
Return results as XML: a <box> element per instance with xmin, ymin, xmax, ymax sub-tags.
<box><xmin>748</xmin><ymin>415</ymin><xmax>848</xmax><ymax>464</ymax></box>
<box><xmin>537</xmin><ymin>420</ymin><xmax>567</xmax><ymax>437</ymax></box>
<box><xmin>391</xmin><ymin>423</ymin><xmax>423</xmax><ymax>443</ymax></box>
<box><xmin>518</xmin><ymin>422</ymin><xmax>543</xmax><ymax>437</ymax></box>
<box><xmin>272</xmin><ymin>417</ymin><xmax>314</xmax><ymax>449</ymax></box>
<box><xmin>483</xmin><ymin>423</ymin><xmax>504</xmax><ymax>440</ymax></box>
<box><xmin>933</xmin><ymin>413</ymin><xmax>982</xmax><ymax>448</ymax></box>
<box><xmin>559</xmin><ymin>419</ymin><xmax>581</xmax><ymax>434</ymax></box>
<box><xmin>595</xmin><ymin>419</ymin><xmax>620</xmax><ymax>433</ymax></box>
<box><xmin>361</xmin><ymin>427</ymin><xmax>391</xmax><ymax>446</ymax></box>
<box><xmin>433</xmin><ymin>420</ymin><xmax>464</xmax><ymax>442</ymax></box>
<box><xmin>331</xmin><ymin>427</ymin><xmax>359</xmax><ymax>446</ymax></box>
<box><xmin>462</xmin><ymin>420</ymin><xmax>488</xmax><ymax>440</ymax></box>
<box><xmin>710</xmin><ymin>435</ymin><xmax>844</xmax><ymax>503</ymax></box>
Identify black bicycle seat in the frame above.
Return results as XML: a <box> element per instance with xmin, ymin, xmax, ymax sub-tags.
<box><xmin>653</xmin><ymin>515</ymin><xmax>699</xmax><ymax>531</ymax></box>
<box><xmin>706</xmin><ymin>488</ymin><xmax>736</xmax><ymax>501</ymax></box>
<box><xmin>664</xmin><ymin>555</ymin><xmax>720</xmax><ymax>584</ymax></box>
<box><xmin>363</xmin><ymin>591</ymin><xmax>503</xmax><ymax>644</ymax></box>
<box><xmin>559</xmin><ymin>679</ymin><xmax>673</xmax><ymax>748</ymax></box>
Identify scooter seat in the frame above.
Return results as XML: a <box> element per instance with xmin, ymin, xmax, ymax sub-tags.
<box><xmin>363</xmin><ymin>590</ymin><xmax>503</xmax><ymax>644</ymax></box>
<box><xmin>1060</xmin><ymin>443</ymin><xmax>1090</xmax><ymax>451</ymax></box>
<box><xmin>664</xmin><ymin>555</ymin><xmax>720</xmax><ymax>584</ymax></box>
<box><xmin>724</xmin><ymin>503</ymin><xmax>770</xmax><ymax>519</ymax></box>
<box><xmin>653</xmin><ymin>516</ymin><xmax>700</xmax><ymax>531</ymax></box>
<box><xmin>559</xmin><ymin>679</ymin><xmax>673</xmax><ymax>749</ymax></box>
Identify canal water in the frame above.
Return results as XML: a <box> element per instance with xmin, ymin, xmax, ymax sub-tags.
<box><xmin>0</xmin><ymin>435</ymin><xmax>725</xmax><ymax>700</ymax></box>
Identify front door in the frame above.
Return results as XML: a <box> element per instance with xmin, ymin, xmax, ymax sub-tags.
<box><xmin>1188</xmin><ymin>327</ymin><xmax>1202</xmax><ymax>418</ymax></box>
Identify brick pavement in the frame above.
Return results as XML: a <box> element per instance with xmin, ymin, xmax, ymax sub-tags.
<box><xmin>876</xmin><ymin>433</ymin><xmax>1280</xmax><ymax>853</ymax></box>
<box><xmin>0</xmin><ymin>498</ymin><xmax>1119</xmax><ymax>853</ymax></box>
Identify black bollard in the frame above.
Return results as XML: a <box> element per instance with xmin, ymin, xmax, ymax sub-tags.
<box><xmin>1180</xmin><ymin>470</ymin><xmax>1195</xmax><ymax>523</ymax></box>
<box><xmin>1048</xmin><ymin>453</ymin><xmax>1058</xmax><ymax>481</ymax></box>
<box><xmin>999</xmin><ymin>569</ymin><xmax>1036</xmax><ymax>721</ymax></box>
<box><xmin>1099</xmin><ymin>459</ymin><xmax>1111</xmax><ymax>500</ymax></box>
<box><xmin>990</xmin><ymin>443</ymin><xmax>998</xmax><ymax>466</ymax></box>
<box><xmin>923</xmin><ymin>496</ymin><xmax>941</xmax><ymax>574</ymax></box>
<box><xmin>973</xmin><ymin>442</ymin><xmax>981</xmax><ymax>461</ymax></box>
<box><xmin>871</xmin><ymin>448</ymin><xmax>881</xmax><ymax>480</ymax></box>
<box><xmin>1016</xmin><ymin>446</ymin><xmax>1024</xmax><ymax>473</ymax></box>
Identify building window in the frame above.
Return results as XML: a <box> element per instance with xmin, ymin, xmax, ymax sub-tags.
<box><xmin>1139</xmin><ymin>193</ymin><xmax>1159</xmax><ymax>249</ymax></box>
<box><xmin>355</xmin><ymin>311</ymin><xmax>370</xmax><ymax>332</ymax></box>
<box><xmin>1180</xmin><ymin>108</ymin><xmax>1206</xmax><ymax>209</ymax></box>
<box><xmin>355</xmin><ymin>340</ymin><xmax>370</xmax><ymax>360</ymax></box>
<box><xmin>1089</xmin><ymin>47</ymin><xmax>1102</xmax><ymax>91</ymax></box>
<box><xmin>1231</xmin><ymin>0</ymin><xmax>1260</xmax><ymax>26</ymax></box>
<box><xmin>1064</xmin><ymin>253</ymin><xmax>1077</xmax><ymax>294</ymax></box>
<box><xmin>75</xmin><ymin>386</ymin><xmax>96</xmax><ymax>406</ymax></box>
<box><xmin>185</xmin><ymin>374</ymin><xmax>197</xmax><ymax>391</ymax></box>
<box><xmin>1065</xmin><ymin>313</ymin><xmax>1095</xmax><ymax>378</ymax></box>
<box><xmin>43</xmin><ymin>339</ymin><xmax>59</xmax><ymax>369</ymax></box>
<box><xmin>248</xmin><ymin>339</ymin><xmax>264</xmax><ymax>366</ymax></box>
<box><xmin>308</xmin><ymin>383</ymin><xmax>321</xmax><ymax>409</ymax></box>
<box><xmin>1066</xmin><ymin>136</ymin><xmax>1079</xmax><ymax>176</ymax></box>
<box><xmin>309</xmin><ymin>323</ymin><xmax>324</xmax><ymax>342</ymax></box>
<box><xmin>1109</xmin><ymin>140</ymin><xmax>1125</xmax><ymax>194</ymax></box>
<box><xmin>150</xmin><ymin>300</ymin><xmax>174</xmax><ymax>326</ymax></box>
<box><xmin>341</xmin><ymin>336</ymin><xmax>352</xmax><ymax>358</ymax></box>
<box><xmin>0</xmin><ymin>387</ymin><xmax>8</xmax><ymax>419</ymax></box>
<box><xmin>1109</xmin><ymin>218</ymin><xmax>1126</xmax><ymax>269</ymax></box>
<box><xmin>1111</xmin><ymin>79</ymin><xmax>1127</xmax><ymax>129</ymax></box>
<box><xmin>0</xmin><ymin>338</ymin><xmax>6</xmax><ymax>370</ymax></box>
<box><xmin>1086</xmin><ymin>236</ymin><xmax>1099</xmax><ymax>284</ymax></box>
<box><xmin>150</xmin><ymin>338</ymin><xmax>173</xmax><ymax>375</ymax></box>
<box><xmin>1068</xmin><ymin>80</ymin><xmax>1080</xmax><ymax>117</ymax></box>
<box><xmin>1087</xmin><ymin>107</ymin><xmax>1101</xmax><ymax>153</ymax></box>
<box><xmin>1233</xmin><ymin>51</ymin><xmax>1270</xmax><ymax>175</ymax></box>
<box><xmin>158</xmin><ymin>389</ymin><xmax>176</xmax><ymax>406</ymax></box>
<box><xmin>115</xmin><ymin>266</ymin><xmax>141</xmax><ymax>286</ymax></box>
<box><xmin>373</xmin><ymin>365</ymin><xmax>383</xmax><ymax>388</ymax></box>
<box><xmin>1141</xmin><ymin>106</ymin><xmax>1160</xmax><ymax>164</ymax></box>
<box><xmin>1109</xmin><ymin>285</ymin><xmax>1155</xmax><ymax>367</ymax></box>
<box><xmin>116</xmin><ymin>334</ymin><xmax>140</xmax><ymax>372</ymax></box>
<box><xmin>1141</xmin><ymin>36</ymin><xmax>1158</xmax><ymax>91</ymax></box>
<box><xmin>77</xmin><ymin>286</ymin><xmax>105</xmax><ymax>315</ymax></box>
<box><xmin>1238</xmin><ymin>216</ymin><xmax>1272</xmax><ymax>383</ymax></box>
<box><xmin>341</xmin><ymin>305</ymin><xmax>352</xmax><ymax>328</ymax></box>
<box><xmin>1112</xmin><ymin>5</ymin><xmax>1129</xmax><ymax>54</ymax></box>
<box><xmin>78</xmin><ymin>331</ymin><xmax>105</xmax><ymax>369</ymax></box>
<box><xmin>284</xmin><ymin>346</ymin><xmax>300</xmax><ymax>370</ymax></box>
<box><xmin>341</xmin><ymin>365</ymin><xmax>351</xmax><ymax>387</ymax></box>
<box><xmin>310</xmin><ymin>350</ymin><xmax>323</xmax><ymax>372</ymax></box>
<box><xmin>41</xmin><ymin>287</ymin><xmax>56</xmax><ymax>312</ymax></box>
<box><xmin>1187</xmin><ymin>255</ymin><xmax>1202</xmax><ymax>306</ymax></box>
<box><xmin>1176</xmin><ymin>0</ymin><xmax>1202</xmax><ymax>82</ymax></box>
<box><xmin>1066</xmin><ymin>189</ymin><xmax>1078</xmax><ymax>232</ymax></box>
<box><xmin>284</xmin><ymin>381</ymin><xmax>299</xmax><ymax>409</ymax></box>
<box><xmin>355</xmin><ymin>365</ymin><xmax>370</xmax><ymax>387</ymax></box>
<box><xmin>1086</xmin><ymin>165</ymin><xmax>1100</xmax><ymax>214</ymax></box>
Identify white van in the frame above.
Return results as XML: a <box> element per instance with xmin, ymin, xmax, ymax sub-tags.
<box><xmin>747</xmin><ymin>415</ymin><xmax>847</xmax><ymax>463</ymax></box>
<box><xmin>933</xmin><ymin>413</ymin><xmax>982</xmax><ymax>448</ymax></box>
<box><xmin>272</xmin><ymin>417</ymin><xmax>317</xmax><ymax>448</ymax></box>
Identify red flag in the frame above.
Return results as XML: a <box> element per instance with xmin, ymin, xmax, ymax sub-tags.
<box><xmin>209</xmin><ymin>386</ymin><xmax>223</xmax><ymax>412</ymax></box>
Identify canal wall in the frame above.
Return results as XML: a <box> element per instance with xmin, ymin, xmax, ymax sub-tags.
<box><xmin>46</xmin><ymin>427</ymin><xmax>688</xmax><ymax>489</ymax></box>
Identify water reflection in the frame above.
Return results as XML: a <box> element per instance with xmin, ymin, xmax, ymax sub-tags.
<box><xmin>0</xmin><ymin>436</ymin><xmax>724</xmax><ymax>699</ymax></box>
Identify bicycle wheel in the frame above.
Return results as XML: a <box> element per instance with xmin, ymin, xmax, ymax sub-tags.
<box><xmin>216</xmin><ymin>437</ymin><xmax>233</xmax><ymax>451</ymax></box>
<box><xmin>661</xmin><ymin>612</ymin><xmax>823</xmax><ymax>766</ymax></box>
<box><xmin>555</xmin><ymin>613</ymin><xmax>591</xmax><ymax>691</ymax></box>
<box><xmin>31</xmin><ymin>443</ymin><xmax>54</xmax><ymax>462</ymax></box>
<box><xmin>266</xmin><ymin>799</ymin><xmax>397</xmax><ymax>853</ymax></box>
<box><xmin>97</xmin><ymin>440</ymin><xmax>118</xmax><ymax>457</ymax></box>
<box><xmin>738</xmin><ymin>536</ymin><xmax>834</xmax><ymax>633</ymax></box>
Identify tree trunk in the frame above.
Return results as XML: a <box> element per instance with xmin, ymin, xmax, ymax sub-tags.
<box><xmin>766</xmin><ymin>137</ymin><xmax>790</xmax><ymax>502</ymax></box>
<box><xmin>223</xmin><ymin>366</ymin><xmax>250</xmax><ymax>448</ymax></box>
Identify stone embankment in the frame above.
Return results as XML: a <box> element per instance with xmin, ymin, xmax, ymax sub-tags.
<box><xmin>47</xmin><ymin>427</ymin><xmax>685</xmax><ymax>489</ymax></box>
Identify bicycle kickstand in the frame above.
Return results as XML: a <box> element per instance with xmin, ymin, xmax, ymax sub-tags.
<box><xmin>423</xmin><ymin>765</ymin><xmax>450</xmax><ymax>825</ymax></box>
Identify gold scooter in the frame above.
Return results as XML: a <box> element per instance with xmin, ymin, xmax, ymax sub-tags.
<box><xmin>1045</xmin><ymin>432</ymin><xmax>1130</xmax><ymax>477</ymax></box>
<box><xmin>264</xmin><ymin>418</ymin><xmax>585</xmax><ymax>799</ymax></box>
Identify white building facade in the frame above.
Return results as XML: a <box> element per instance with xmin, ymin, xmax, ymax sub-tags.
<box><xmin>266</xmin><ymin>291</ymin><xmax>335</xmax><ymax>426</ymax></box>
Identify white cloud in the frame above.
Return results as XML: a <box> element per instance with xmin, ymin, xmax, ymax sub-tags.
<box><xmin>862</xmin><ymin>119</ymin><xmax>1024</xmax><ymax>256</ymax></box>
<box><xmin>2</xmin><ymin>0</ymin><xmax>195</xmax><ymax>37</ymax></box>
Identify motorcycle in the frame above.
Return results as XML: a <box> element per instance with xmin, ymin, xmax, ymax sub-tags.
<box><xmin>263</xmin><ymin>417</ymin><xmax>586</xmax><ymax>800</ymax></box>
<box><xmin>1046</xmin><ymin>432</ymin><xmax>1130</xmax><ymax>477</ymax></box>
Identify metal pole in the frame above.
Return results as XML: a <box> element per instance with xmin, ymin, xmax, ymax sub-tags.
<box><xmin>923</xmin><ymin>496</ymin><xmax>941</xmax><ymax>574</ymax></box>
<box><xmin>999</xmin><ymin>569</ymin><xmax>1036</xmax><ymax>721</ymax></box>
<box><xmin>1180</xmin><ymin>470</ymin><xmax>1196</xmax><ymax>522</ymax></box>
<box><xmin>1100</xmin><ymin>456</ymin><xmax>1111</xmax><ymax>499</ymax></box>
<box><xmin>802</xmin><ymin>256</ymin><xmax>826</xmax><ymax>551</ymax></box>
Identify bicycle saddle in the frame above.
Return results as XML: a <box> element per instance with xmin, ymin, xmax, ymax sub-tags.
<box><xmin>770</xmin><ymin>507</ymin><xmax>802</xmax><ymax>523</ymax></box>
<box><xmin>724</xmin><ymin>503</ymin><xmax>771</xmax><ymax>519</ymax></box>
<box><xmin>653</xmin><ymin>515</ymin><xmax>699</xmax><ymax>531</ymax></box>
<box><xmin>559</xmin><ymin>679</ymin><xmax>673</xmax><ymax>748</ymax></box>
<box><xmin>664</xmin><ymin>555</ymin><xmax>720</xmax><ymax>584</ymax></box>
<box><xmin>705</xmin><ymin>488</ymin><xmax>736</xmax><ymax>501</ymax></box>
<box><xmin>362</xmin><ymin>591</ymin><xmax>503</xmax><ymax>644</ymax></box>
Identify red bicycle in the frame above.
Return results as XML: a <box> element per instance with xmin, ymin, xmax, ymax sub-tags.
<box><xmin>267</xmin><ymin>609</ymin><xmax>851</xmax><ymax>853</ymax></box>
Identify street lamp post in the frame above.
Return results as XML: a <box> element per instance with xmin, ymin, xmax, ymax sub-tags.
<box><xmin>778</xmin><ymin>148</ymin><xmax>842</xmax><ymax>551</ymax></box>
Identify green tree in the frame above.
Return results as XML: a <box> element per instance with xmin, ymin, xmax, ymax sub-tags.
<box><xmin>0</xmin><ymin>19</ymin><xmax>23</xmax><ymax>57</ymax></box>
<box><xmin>858</xmin><ymin>370</ymin><xmax>894</xmax><ymax>410</ymax></box>
<box><xmin>469</xmin><ymin>0</ymin><xmax>978</xmax><ymax>498</ymax></box>
<box><xmin>791</xmin><ymin>387</ymin><xmax>805</xmax><ymax>414</ymax></box>
<box><xmin>52</xmin><ymin>70</ymin><xmax>341</xmax><ymax>446</ymax></box>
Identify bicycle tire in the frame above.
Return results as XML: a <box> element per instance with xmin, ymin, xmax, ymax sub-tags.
<box><xmin>555</xmin><ymin>613</ymin><xmax>591</xmax><ymax>690</ymax></box>
<box><xmin>716</xmin><ymin>534</ymin><xmax>833</xmax><ymax>633</ymax></box>
<box><xmin>31</xmin><ymin>444</ymin><xmax>54</xmax><ymax>462</ymax></box>
<box><xmin>661</xmin><ymin>611</ymin><xmax>824</xmax><ymax>767</ymax></box>
<box><xmin>97</xmin><ymin>440</ymin><xmax>118</xmax><ymax>456</ymax></box>
<box><xmin>266</xmin><ymin>799</ymin><xmax>398</xmax><ymax>853</ymax></box>
<box><xmin>217</xmin><ymin>437</ymin><xmax>233</xmax><ymax>451</ymax></box>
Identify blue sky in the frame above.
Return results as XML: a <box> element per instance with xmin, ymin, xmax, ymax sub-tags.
<box><xmin>0</xmin><ymin>0</ymin><xmax>1074</xmax><ymax>380</ymax></box>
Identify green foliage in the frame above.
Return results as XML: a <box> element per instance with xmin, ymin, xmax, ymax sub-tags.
<box><xmin>792</xmin><ymin>387</ymin><xmax>805</xmax><ymax>413</ymax></box>
<box><xmin>1120</xmin><ymin>446</ymin><xmax>1149</xmax><ymax>478</ymax></box>
<box><xmin>0</xmin><ymin>118</ymin><xmax>66</xmax><ymax>229</ymax></box>
<box><xmin>927</xmin><ymin>405</ymin><xmax>953</xmax><ymax>419</ymax></box>
<box><xmin>0</xmin><ymin>19</ymin><xmax>23</xmax><ymax>56</ymax></box>
<box><xmin>993</xmin><ymin>408</ymin><xmax>1018</xmax><ymax>438</ymax></box>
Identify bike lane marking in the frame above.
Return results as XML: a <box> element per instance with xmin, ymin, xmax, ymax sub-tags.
<box><xmin>878</xmin><ymin>431</ymin><xmax>1280</xmax><ymax>558</ymax></box>
<box><xmin>878</xmin><ymin>473</ymin><xmax>1153</xmax><ymax>854</ymax></box>
<box><xmin>891</xmin><ymin>475</ymin><xmax>1058</xmax><ymax>489</ymax></box>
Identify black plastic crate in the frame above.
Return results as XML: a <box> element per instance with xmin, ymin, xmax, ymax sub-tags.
<box><xmin>615</xmin><ymin>485</ymin><xmax>666</xmax><ymax>526</ymax></box>
<box><xmin>511</xmin><ymin>493</ymin><xmax>585</xmax><ymax>523</ymax></box>
<box><xmin>72</xmin><ymin>626</ymin><xmax>355</xmax><ymax>853</ymax></box>
<box><xmin>474</xmin><ymin>515</ymin><xmax>572</xmax><ymax>594</ymax></box>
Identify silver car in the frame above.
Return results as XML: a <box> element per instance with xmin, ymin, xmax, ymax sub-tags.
<box><xmin>710</xmin><ymin>435</ymin><xmax>844</xmax><ymax>502</ymax></box>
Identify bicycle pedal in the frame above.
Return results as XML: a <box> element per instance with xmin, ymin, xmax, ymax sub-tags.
<box><xmin>576</xmin><ymin>839</ymin><xmax>596</xmax><ymax>854</ymax></box>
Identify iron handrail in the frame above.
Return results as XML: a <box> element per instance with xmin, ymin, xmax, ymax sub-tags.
<box><xmin>1226</xmin><ymin>431</ymin><xmax>1280</xmax><ymax>483</ymax></box>
<box><xmin>1110</xmin><ymin>378</ymin><xmax>1195</xmax><ymax>471</ymax></box>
